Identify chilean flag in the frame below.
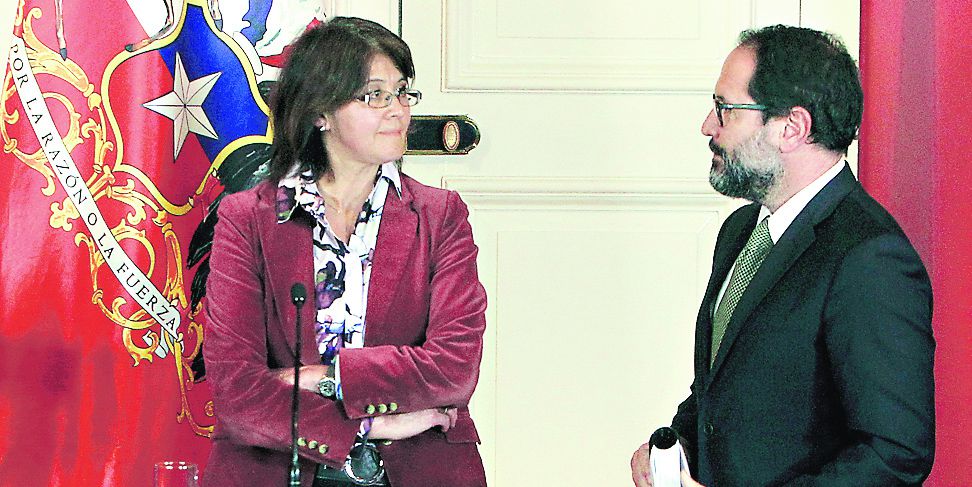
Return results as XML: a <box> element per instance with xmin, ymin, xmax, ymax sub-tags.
<box><xmin>0</xmin><ymin>0</ymin><xmax>321</xmax><ymax>484</ymax></box>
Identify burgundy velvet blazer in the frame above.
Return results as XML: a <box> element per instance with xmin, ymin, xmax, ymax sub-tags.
<box><xmin>202</xmin><ymin>173</ymin><xmax>488</xmax><ymax>487</ymax></box>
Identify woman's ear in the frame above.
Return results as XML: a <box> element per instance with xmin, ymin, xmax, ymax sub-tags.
<box><xmin>315</xmin><ymin>115</ymin><xmax>328</xmax><ymax>132</ymax></box>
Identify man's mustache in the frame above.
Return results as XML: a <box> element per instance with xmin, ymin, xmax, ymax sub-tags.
<box><xmin>709</xmin><ymin>139</ymin><xmax>728</xmax><ymax>160</ymax></box>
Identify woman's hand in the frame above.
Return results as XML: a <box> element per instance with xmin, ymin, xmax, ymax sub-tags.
<box><xmin>276</xmin><ymin>365</ymin><xmax>330</xmax><ymax>393</ymax></box>
<box><xmin>277</xmin><ymin>366</ymin><xmax>460</xmax><ymax>440</ymax></box>
<box><xmin>369</xmin><ymin>407</ymin><xmax>458</xmax><ymax>440</ymax></box>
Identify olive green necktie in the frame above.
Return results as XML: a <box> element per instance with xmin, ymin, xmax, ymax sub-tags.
<box><xmin>710</xmin><ymin>217</ymin><xmax>773</xmax><ymax>367</ymax></box>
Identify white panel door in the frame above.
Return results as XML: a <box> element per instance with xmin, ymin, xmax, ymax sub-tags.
<box><xmin>0</xmin><ymin>0</ymin><xmax>859</xmax><ymax>485</ymax></box>
<box><xmin>380</xmin><ymin>2</ymin><xmax>859</xmax><ymax>486</ymax></box>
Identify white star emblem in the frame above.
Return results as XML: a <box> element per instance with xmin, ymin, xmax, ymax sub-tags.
<box><xmin>143</xmin><ymin>52</ymin><xmax>221</xmax><ymax>159</ymax></box>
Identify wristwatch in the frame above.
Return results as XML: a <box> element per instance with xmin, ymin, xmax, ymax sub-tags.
<box><xmin>317</xmin><ymin>374</ymin><xmax>337</xmax><ymax>399</ymax></box>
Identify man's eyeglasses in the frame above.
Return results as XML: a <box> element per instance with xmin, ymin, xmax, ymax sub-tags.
<box><xmin>713</xmin><ymin>94</ymin><xmax>767</xmax><ymax>126</ymax></box>
<box><xmin>357</xmin><ymin>88</ymin><xmax>422</xmax><ymax>109</ymax></box>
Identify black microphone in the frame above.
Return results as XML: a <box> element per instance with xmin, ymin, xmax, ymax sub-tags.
<box><xmin>291</xmin><ymin>283</ymin><xmax>308</xmax><ymax>307</ymax></box>
<box><xmin>289</xmin><ymin>283</ymin><xmax>307</xmax><ymax>487</ymax></box>
<box><xmin>649</xmin><ymin>426</ymin><xmax>678</xmax><ymax>450</ymax></box>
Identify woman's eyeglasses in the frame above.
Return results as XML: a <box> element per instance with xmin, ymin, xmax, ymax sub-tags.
<box><xmin>357</xmin><ymin>88</ymin><xmax>422</xmax><ymax>109</ymax></box>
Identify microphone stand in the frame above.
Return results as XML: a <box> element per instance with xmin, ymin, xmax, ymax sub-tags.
<box><xmin>289</xmin><ymin>284</ymin><xmax>307</xmax><ymax>487</ymax></box>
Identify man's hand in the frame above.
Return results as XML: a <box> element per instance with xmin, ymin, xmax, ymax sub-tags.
<box><xmin>680</xmin><ymin>470</ymin><xmax>704</xmax><ymax>487</ymax></box>
<box><xmin>369</xmin><ymin>407</ymin><xmax>458</xmax><ymax>440</ymax></box>
<box><xmin>631</xmin><ymin>442</ymin><xmax>652</xmax><ymax>487</ymax></box>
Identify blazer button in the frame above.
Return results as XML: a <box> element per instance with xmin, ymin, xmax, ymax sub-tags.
<box><xmin>366</xmin><ymin>404</ymin><xmax>376</xmax><ymax>414</ymax></box>
<box><xmin>297</xmin><ymin>437</ymin><xmax>307</xmax><ymax>447</ymax></box>
<box><xmin>308</xmin><ymin>440</ymin><xmax>319</xmax><ymax>449</ymax></box>
<box><xmin>389</xmin><ymin>402</ymin><xmax>398</xmax><ymax>412</ymax></box>
<box><xmin>318</xmin><ymin>444</ymin><xmax>329</xmax><ymax>455</ymax></box>
<box><xmin>703</xmin><ymin>422</ymin><xmax>715</xmax><ymax>435</ymax></box>
<box><xmin>378</xmin><ymin>403</ymin><xmax>388</xmax><ymax>414</ymax></box>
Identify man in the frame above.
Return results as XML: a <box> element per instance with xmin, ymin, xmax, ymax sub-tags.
<box><xmin>631</xmin><ymin>25</ymin><xmax>934</xmax><ymax>486</ymax></box>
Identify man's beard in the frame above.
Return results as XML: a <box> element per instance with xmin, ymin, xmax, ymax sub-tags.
<box><xmin>708</xmin><ymin>126</ymin><xmax>784</xmax><ymax>205</ymax></box>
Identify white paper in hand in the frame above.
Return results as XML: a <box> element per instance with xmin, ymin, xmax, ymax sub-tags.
<box><xmin>649</xmin><ymin>441</ymin><xmax>689</xmax><ymax>487</ymax></box>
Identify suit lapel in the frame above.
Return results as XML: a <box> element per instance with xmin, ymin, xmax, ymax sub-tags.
<box><xmin>259</xmin><ymin>185</ymin><xmax>319</xmax><ymax>364</ymax></box>
<box><xmin>706</xmin><ymin>164</ymin><xmax>859</xmax><ymax>381</ymax></box>
<box><xmin>706</xmin><ymin>221</ymin><xmax>815</xmax><ymax>379</ymax></box>
<box><xmin>696</xmin><ymin>205</ymin><xmax>758</xmax><ymax>376</ymax></box>
<box><xmin>365</xmin><ymin>183</ymin><xmax>418</xmax><ymax>344</ymax></box>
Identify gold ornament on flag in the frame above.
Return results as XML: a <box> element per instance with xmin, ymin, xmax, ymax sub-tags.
<box><xmin>3</xmin><ymin>4</ymin><xmax>213</xmax><ymax>437</ymax></box>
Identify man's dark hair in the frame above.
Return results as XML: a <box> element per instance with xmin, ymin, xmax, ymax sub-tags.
<box><xmin>268</xmin><ymin>17</ymin><xmax>414</xmax><ymax>182</ymax></box>
<box><xmin>738</xmin><ymin>25</ymin><xmax>863</xmax><ymax>154</ymax></box>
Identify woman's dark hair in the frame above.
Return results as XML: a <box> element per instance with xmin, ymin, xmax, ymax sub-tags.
<box><xmin>738</xmin><ymin>25</ymin><xmax>863</xmax><ymax>154</ymax></box>
<box><xmin>267</xmin><ymin>17</ymin><xmax>414</xmax><ymax>182</ymax></box>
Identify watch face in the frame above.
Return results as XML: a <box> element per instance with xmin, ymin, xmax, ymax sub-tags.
<box><xmin>318</xmin><ymin>378</ymin><xmax>336</xmax><ymax>398</ymax></box>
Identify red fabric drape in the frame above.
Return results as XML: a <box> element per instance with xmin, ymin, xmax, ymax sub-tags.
<box><xmin>860</xmin><ymin>1</ymin><xmax>972</xmax><ymax>484</ymax></box>
<box><xmin>0</xmin><ymin>0</ymin><xmax>324</xmax><ymax>484</ymax></box>
<box><xmin>0</xmin><ymin>1</ymin><xmax>216</xmax><ymax>484</ymax></box>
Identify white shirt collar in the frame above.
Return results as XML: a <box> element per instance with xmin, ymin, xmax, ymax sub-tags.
<box><xmin>379</xmin><ymin>161</ymin><xmax>403</xmax><ymax>197</ymax></box>
<box><xmin>758</xmin><ymin>161</ymin><xmax>847</xmax><ymax>243</ymax></box>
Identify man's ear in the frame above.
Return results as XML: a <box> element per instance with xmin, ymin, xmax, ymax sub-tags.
<box><xmin>778</xmin><ymin>106</ymin><xmax>813</xmax><ymax>153</ymax></box>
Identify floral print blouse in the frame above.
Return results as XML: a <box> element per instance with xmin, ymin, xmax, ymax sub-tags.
<box><xmin>276</xmin><ymin>161</ymin><xmax>401</xmax><ymax>410</ymax></box>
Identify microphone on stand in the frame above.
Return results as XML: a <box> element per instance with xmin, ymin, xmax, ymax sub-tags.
<box><xmin>289</xmin><ymin>283</ymin><xmax>307</xmax><ymax>487</ymax></box>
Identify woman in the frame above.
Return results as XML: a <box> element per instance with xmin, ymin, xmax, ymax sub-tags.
<box><xmin>203</xmin><ymin>17</ymin><xmax>487</xmax><ymax>487</ymax></box>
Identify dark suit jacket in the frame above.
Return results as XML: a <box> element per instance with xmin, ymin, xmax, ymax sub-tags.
<box><xmin>202</xmin><ymin>174</ymin><xmax>487</xmax><ymax>487</ymax></box>
<box><xmin>671</xmin><ymin>164</ymin><xmax>935</xmax><ymax>486</ymax></box>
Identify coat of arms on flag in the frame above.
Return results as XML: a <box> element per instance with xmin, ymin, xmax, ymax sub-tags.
<box><xmin>1</xmin><ymin>0</ymin><xmax>323</xmax><ymax>483</ymax></box>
